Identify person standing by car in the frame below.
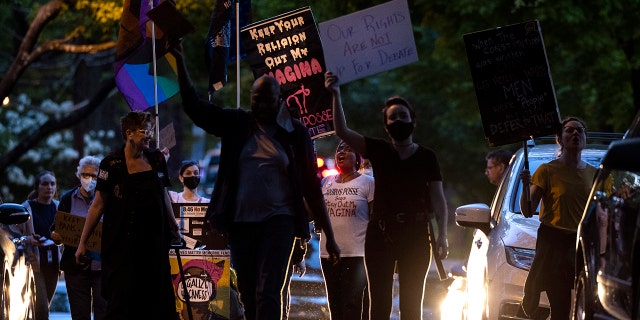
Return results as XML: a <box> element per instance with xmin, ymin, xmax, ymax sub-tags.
<box><xmin>172</xmin><ymin>42</ymin><xmax>340</xmax><ymax>320</ymax></box>
<box><xmin>51</xmin><ymin>155</ymin><xmax>106</xmax><ymax>320</ymax></box>
<box><xmin>18</xmin><ymin>170</ymin><xmax>60</xmax><ymax>320</ymax></box>
<box><xmin>75</xmin><ymin>111</ymin><xmax>180</xmax><ymax>319</ymax></box>
<box><xmin>320</xmin><ymin>140</ymin><xmax>374</xmax><ymax>320</ymax></box>
<box><xmin>325</xmin><ymin>71</ymin><xmax>449</xmax><ymax>319</ymax></box>
<box><xmin>169</xmin><ymin>160</ymin><xmax>210</xmax><ymax>204</ymax></box>
<box><xmin>485</xmin><ymin>149</ymin><xmax>513</xmax><ymax>186</ymax></box>
<box><xmin>519</xmin><ymin>116</ymin><xmax>596</xmax><ymax>319</ymax></box>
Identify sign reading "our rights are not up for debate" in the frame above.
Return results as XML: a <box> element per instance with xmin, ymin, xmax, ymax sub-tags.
<box><xmin>464</xmin><ymin>20</ymin><xmax>561</xmax><ymax>147</ymax></box>
<box><xmin>318</xmin><ymin>0</ymin><xmax>418</xmax><ymax>85</ymax></box>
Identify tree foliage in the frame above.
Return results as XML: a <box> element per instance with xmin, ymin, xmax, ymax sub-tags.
<box><xmin>0</xmin><ymin>0</ymin><xmax>638</xmax><ymax>252</ymax></box>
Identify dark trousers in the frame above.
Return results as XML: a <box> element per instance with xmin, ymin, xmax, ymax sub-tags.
<box><xmin>65</xmin><ymin>270</ymin><xmax>107</xmax><ymax>320</ymax></box>
<box><xmin>229</xmin><ymin>215</ymin><xmax>295</xmax><ymax>320</ymax></box>
<box><xmin>321</xmin><ymin>256</ymin><xmax>369</xmax><ymax>320</ymax></box>
<box><xmin>523</xmin><ymin>223</ymin><xmax>575</xmax><ymax>320</ymax></box>
<box><xmin>35</xmin><ymin>256</ymin><xmax>60</xmax><ymax>320</ymax></box>
<box><xmin>364</xmin><ymin>220</ymin><xmax>430</xmax><ymax>320</ymax></box>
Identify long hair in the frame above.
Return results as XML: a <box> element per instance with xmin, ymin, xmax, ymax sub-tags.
<box><xmin>27</xmin><ymin>170</ymin><xmax>57</xmax><ymax>201</ymax></box>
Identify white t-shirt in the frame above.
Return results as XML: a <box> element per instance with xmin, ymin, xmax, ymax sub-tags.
<box><xmin>320</xmin><ymin>174</ymin><xmax>374</xmax><ymax>257</ymax></box>
<box><xmin>168</xmin><ymin>191</ymin><xmax>210</xmax><ymax>203</ymax></box>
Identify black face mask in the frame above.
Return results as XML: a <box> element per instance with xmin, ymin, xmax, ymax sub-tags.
<box><xmin>183</xmin><ymin>176</ymin><xmax>200</xmax><ymax>190</ymax></box>
<box><xmin>386</xmin><ymin>121</ymin><xmax>414</xmax><ymax>141</ymax></box>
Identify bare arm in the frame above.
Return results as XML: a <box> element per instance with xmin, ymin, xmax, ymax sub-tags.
<box><xmin>324</xmin><ymin>72</ymin><xmax>366</xmax><ymax>155</ymax></box>
<box><xmin>519</xmin><ymin>170</ymin><xmax>543</xmax><ymax>217</ymax></box>
<box><xmin>75</xmin><ymin>190</ymin><xmax>106</xmax><ymax>263</ymax></box>
<box><xmin>429</xmin><ymin>181</ymin><xmax>449</xmax><ymax>259</ymax></box>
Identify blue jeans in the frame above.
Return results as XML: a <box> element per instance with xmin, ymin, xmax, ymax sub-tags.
<box><xmin>229</xmin><ymin>215</ymin><xmax>295</xmax><ymax>320</ymax></box>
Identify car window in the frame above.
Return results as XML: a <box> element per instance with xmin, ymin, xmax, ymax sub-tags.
<box><xmin>510</xmin><ymin>154</ymin><xmax>604</xmax><ymax>214</ymax></box>
<box><xmin>596</xmin><ymin>169</ymin><xmax>640</xmax><ymax>280</ymax></box>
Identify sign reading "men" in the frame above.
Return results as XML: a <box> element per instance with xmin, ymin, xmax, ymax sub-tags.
<box><xmin>464</xmin><ymin>20</ymin><xmax>561</xmax><ymax>146</ymax></box>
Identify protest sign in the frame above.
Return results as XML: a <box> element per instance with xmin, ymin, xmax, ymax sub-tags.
<box><xmin>54</xmin><ymin>210</ymin><xmax>102</xmax><ymax>252</ymax></box>
<box><xmin>318</xmin><ymin>0</ymin><xmax>418</xmax><ymax>84</ymax></box>
<box><xmin>241</xmin><ymin>7</ymin><xmax>333</xmax><ymax>139</ymax></box>
<box><xmin>170</xmin><ymin>249</ymin><xmax>231</xmax><ymax>320</ymax></box>
<box><xmin>464</xmin><ymin>20</ymin><xmax>561</xmax><ymax>146</ymax></box>
<box><xmin>172</xmin><ymin>203</ymin><xmax>227</xmax><ymax>250</ymax></box>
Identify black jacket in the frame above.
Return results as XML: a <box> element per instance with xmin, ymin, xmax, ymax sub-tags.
<box><xmin>181</xmin><ymin>85</ymin><xmax>329</xmax><ymax>240</ymax></box>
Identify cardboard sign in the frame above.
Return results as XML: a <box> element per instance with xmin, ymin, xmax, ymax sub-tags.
<box><xmin>464</xmin><ymin>20</ymin><xmax>561</xmax><ymax>146</ymax></box>
<box><xmin>170</xmin><ymin>249</ymin><xmax>231</xmax><ymax>320</ymax></box>
<box><xmin>318</xmin><ymin>0</ymin><xmax>418</xmax><ymax>84</ymax></box>
<box><xmin>54</xmin><ymin>211</ymin><xmax>102</xmax><ymax>252</ymax></box>
<box><xmin>241</xmin><ymin>7</ymin><xmax>333</xmax><ymax>139</ymax></box>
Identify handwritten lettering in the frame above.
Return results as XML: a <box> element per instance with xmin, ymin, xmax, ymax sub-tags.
<box><xmin>264</xmin><ymin>58</ymin><xmax>323</xmax><ymax>85</ymax></box>
<box><xmin>363</xmin><ymin>12</ymin><xmax>406</xmax><ymax>32</ymax></box>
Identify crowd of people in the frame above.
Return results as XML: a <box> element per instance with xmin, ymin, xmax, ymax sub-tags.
<box><xmin>7</xmin><ymin>19</ymin><xmax>597</xmax><ymax>320</ymax></box>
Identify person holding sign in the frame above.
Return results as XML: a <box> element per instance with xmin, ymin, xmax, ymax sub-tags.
<box><xmin>75</xmin><ymin>111</ymin><xmax>180</xmax><ymax>320</ymax></box>
<box><xmin>171</xmin><ymin>42</ymin><xmax>340</xmax><ymax>320</ymax></box>
<box><xmin>519</xmin><ymin>117</ymin><xmax>595</xmax><ymax>319</ymax></box>
<box><xmin>168</xmin><ymin>160</ymin><xmax>210</xmax><ymax>204</ymax></box>
<box><xmin>325</xmin><ymin>71</ymin><xmax>449</xmax><ymax>319</ymax></box>
<box><xmin>320</xmin><ymin>140</ymin><xmax>374</xmax><ymax>320</ymax></box>
<box><xmin>51</xmin><ymin>155</ymin><xmax>107</xmax><ymax>320</ymax></box>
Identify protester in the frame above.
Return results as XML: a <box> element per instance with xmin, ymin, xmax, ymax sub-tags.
<box><xmin>519</xmin><ymin>117</ymin><xmax>595</xmax><ymax>319</ymax></box>
<box><xmin>325</xmin><ymin>71</ymin><xmax>449</xmax><ymax>319</ymax></box>
<box><xmin>169</xmin><ymin>160</ymin><xmax>210</xmax><ymax>203</ymax></box>
<box><xmin>172</xmin><ymin>42</ymin><xmax>340</xmax><ymax>320</ymax></box>
<box><xmin>17</xmin><ymin>170</ymin><xmax>60</xmax><ymax>320</ymax></box>
<box><xmin>320</xmin><ymin>140</ymin><xmax>374</xmax><ymax>320</ymax></box>
<box><xmin>485</xmin><ymin>149</ymin><xmax>513</xmax><ymax>186</ymax></box>
<box><xmin>75</xmin><ymin>111</ymin><xmax>179</xmax><ymax>319</ymax></box>
<box><xmin>51</xmin><ymin>156</ymin><xmax>106</xmax><ymax>320</ymax></box>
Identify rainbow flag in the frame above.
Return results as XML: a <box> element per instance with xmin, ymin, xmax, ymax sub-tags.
<box><xmin>114</xmin><ymin>0</ymin><xmax>179</xmax><ymax>111</ymax></box>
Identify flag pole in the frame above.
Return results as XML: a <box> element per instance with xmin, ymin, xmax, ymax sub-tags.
<box><xmin>150</xmin><ymin>0</ymin><xmax>160</xmax><ymax>147</ymax></box>
<box><xmin>236</xmin><ymin>0</ymin><xmax>241</xmax><ymax>109</ymax></box>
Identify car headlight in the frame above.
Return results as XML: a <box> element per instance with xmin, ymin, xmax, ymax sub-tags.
<box><xmin>505</xmin><ymin>246</ymin><xmax>535</xmax><ymax>271</ymax></box>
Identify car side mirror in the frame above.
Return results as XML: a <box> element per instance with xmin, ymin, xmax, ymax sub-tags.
<box><xmin>0</xmin><ymin>203</ymin><xmax>30</xmax><ymax>225</ymax></box>
<box><xmin>455</xmin><ymin>203</ymin><xmax>492</xmax><ymax>235</ymax></box>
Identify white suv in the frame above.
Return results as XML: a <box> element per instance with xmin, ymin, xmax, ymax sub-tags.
<box><xmin>454</xmin><ymin>135</ymin><xmax>619</xmax><ymax>320</ymax></box>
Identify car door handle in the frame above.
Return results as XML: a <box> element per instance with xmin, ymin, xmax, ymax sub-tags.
<box><xmin>475</xmin><ymin>239</ymin><xmax>482</xmax><ymax>249</ymax></box>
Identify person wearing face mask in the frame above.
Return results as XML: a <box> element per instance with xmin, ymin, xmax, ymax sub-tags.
<box><xmin>171</xmin><ymin>41</ymin><xmax>340</xmax><ymax>320</ymax></box>
<box><xmin>325</xmin><ymin>72</ymin><xmax>449</xmax><ymax>319</ymax></box>
<box><xmin>169</xmin><ymin>160</ymin><xmax>210</xmax><ymax>203</ymax></box>
<box><xmin>51</xmin><ymin>155</ymin><xmax>107</xmax><ymax>320</ymax></box>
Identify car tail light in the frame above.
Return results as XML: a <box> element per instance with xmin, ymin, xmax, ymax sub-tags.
<box><xmin>505</xmin><ymin>246</ymin><xmax>535</xmax><ymax>271</ymax></box>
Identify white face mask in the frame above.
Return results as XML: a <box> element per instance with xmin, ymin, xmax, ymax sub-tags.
<box><xmin>81</xmin><ymin>177</ymin><xmax>97</xmax><ymax>193</ymax></box>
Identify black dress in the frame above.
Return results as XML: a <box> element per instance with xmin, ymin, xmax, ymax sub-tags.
<box><xmin>98</xmin><ymin>148</ymin><xmax>177</xmax><ymax>320</ymax></box>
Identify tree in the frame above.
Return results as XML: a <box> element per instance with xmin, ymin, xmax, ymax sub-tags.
<box><xmin>1</xmin><ymin>0</ymin><xmax>638</xmax><ymax>253</ymax></box>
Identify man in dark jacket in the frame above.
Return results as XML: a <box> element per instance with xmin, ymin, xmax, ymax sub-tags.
<box><xmin>173</xmin><ymin>43</ymin><xmax>340</xmax><ymax>320</ymax></box>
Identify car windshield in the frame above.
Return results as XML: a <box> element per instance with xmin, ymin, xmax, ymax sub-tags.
<box><xmin>511</xmin><ymin>155</ymin><xmax>604</xmax><ymax>214</ymax></box>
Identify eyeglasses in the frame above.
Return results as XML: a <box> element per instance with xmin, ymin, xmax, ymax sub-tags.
<box><xmin>137</xmin><ymin>129</ymin><xmax>154</xmax><ymax>136</ymax></box>
<box><xmin>563</xmin><ymin>126</ymin><xmax>586</xmax><ymax>134</ymax></box>
<box><xmin>80</xmin><ymin>173</ymin><xmax>98</xmax><ymax>180</ymax></box>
